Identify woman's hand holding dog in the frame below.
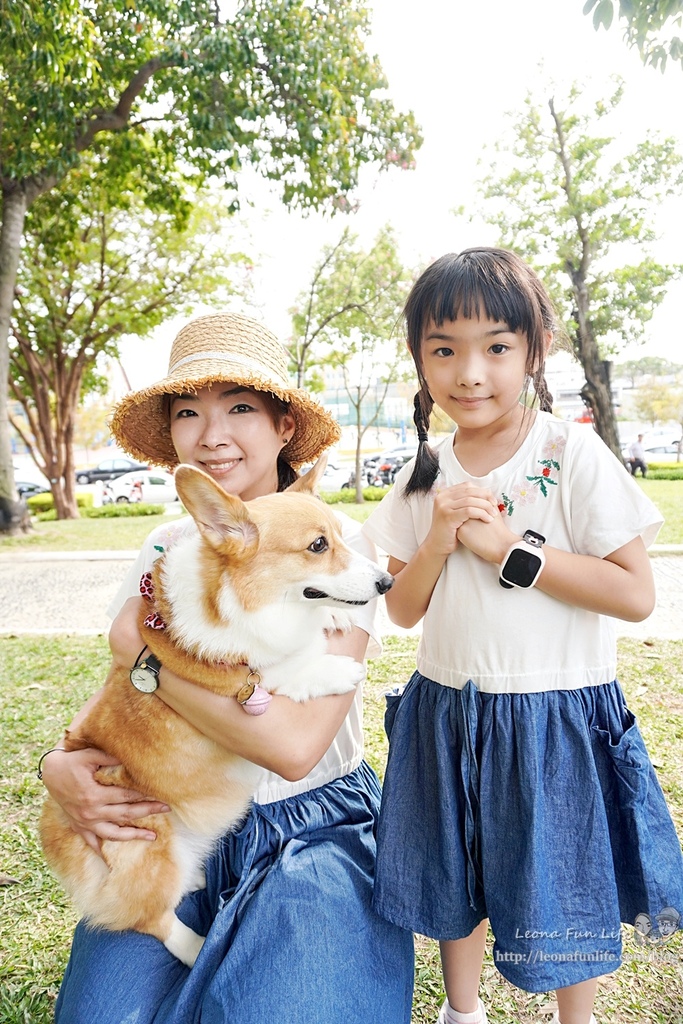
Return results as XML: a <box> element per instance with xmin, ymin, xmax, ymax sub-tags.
<box><xmin>40</xmin><ymin>682</ymin><xmax>171</xmax><ymax>853</ymax></box>
<box><xmin>40</xmin><ymin>745</ymin><xmax>171</xmax><ymax>853</ymax></box>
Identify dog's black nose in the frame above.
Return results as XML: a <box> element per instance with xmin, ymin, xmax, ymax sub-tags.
<box><xmin>375</xmin><ymin>573</ymin><xmax>394</xmax><ymax>595</ymax></box>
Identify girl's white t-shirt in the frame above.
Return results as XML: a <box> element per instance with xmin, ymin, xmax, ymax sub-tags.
<box><xmin>108</xmin><ymin>511</ymin><xmax>381</xmax><ymax>805</ymax></box>
<box><xmin>362</xmin><ymin>413</ymin><xmax>663</xmax><ymax>695</ymax></box>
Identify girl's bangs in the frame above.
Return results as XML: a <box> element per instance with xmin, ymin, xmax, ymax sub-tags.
<box><xmin>427</xmin><ymin>266</ymin><xmax>534</xmax><ymax>337</ymax></box>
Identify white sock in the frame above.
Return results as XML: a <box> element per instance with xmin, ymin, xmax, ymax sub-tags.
<box><xmin>551</xmin><ymin>1014</ymin><xmax>597</xmax><ymax>1024</ymax></box>
<box><xmin>442</xmin><ymin>997</ymin><xmax>487</xmax><ymax>1024</ymax></box>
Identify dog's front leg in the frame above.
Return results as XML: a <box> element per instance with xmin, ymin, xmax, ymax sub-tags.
<box><xmin>266</xmin><ymin>653</ymin><xmax>364</xmax><ymax>702</ymax></box>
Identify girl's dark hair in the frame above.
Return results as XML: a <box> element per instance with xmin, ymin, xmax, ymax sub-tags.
<box><xmin>404</xmin><ymin>247</ymin><xmax>556</xmax><ymax>496</ymax></box>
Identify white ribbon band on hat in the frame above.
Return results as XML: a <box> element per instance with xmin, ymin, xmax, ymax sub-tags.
<box><xmin>170</xmin><ymin>350</ymin><xmax>287</xmax><ymax>384</ymax></box>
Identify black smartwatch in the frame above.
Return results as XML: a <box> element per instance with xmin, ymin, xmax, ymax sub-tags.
<box><xmin>130</xmin><ymin>651</ymin><xmax>162</xmax><ymax>692</ymax></box>
<box><xmin>499</xmin><ymin>530</ymin><xmax>546</xmax><ymax>590</ymax></box>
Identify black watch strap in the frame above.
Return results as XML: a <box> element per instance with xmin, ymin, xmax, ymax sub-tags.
<box><xmin>141</xmin><ymin>653</ymin><xmax>162</xmax><ymax>673</ymax></box>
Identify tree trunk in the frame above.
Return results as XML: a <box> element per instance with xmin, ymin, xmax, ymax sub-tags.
<box><xmin>354</xmin><ymin>405</ymin><xmax>365</xmax><ymax>504</ymax></box>
<box><xmin>9</xmin><ymin>329</ymin><xmax>83</xmax><ymax>518</ymax></box>
<box><xmin>570</xmin><ymin>274</ymin><xmax>623</xmax><ymax>462</ymax></box>
<box><xmin>580</xmin><ymin>364</ymin><xmax>622</xmax><ymax>461</ymax></box>
<box><xmin>0</xmin><ymin>185</ymin><xmax>29</xmax><ymax>513</ymax></box>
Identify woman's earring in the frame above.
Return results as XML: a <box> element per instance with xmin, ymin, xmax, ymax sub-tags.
<box><xmin>282</xmin><ymin>437</ymin><xmax>289</xmax><ymax>446</ymax></box>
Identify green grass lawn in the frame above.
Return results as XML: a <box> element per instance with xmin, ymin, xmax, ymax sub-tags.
<box><xmin>1</xmin><ymin>635</ymin><xmax>681</xmax><ymax>1023</ymax></box>
<box><xmin>1</xmin><ymin>479</ymin><xmax>681</xmax><ymax>551</ymax></box>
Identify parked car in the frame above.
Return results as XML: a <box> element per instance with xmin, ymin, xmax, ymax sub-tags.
<box><xmin>16</xmin><ymin>480</ymin><xmax>50</xmax><ymax>498</ymax></box>
<box><xmin>104</xmin><ymin>469</ymin><xmax>178</xmax><ymax>504</ymax></box>
<box><xmin>75</xmin><ymin>457</ymin><xmax>150</xmax><ymax>485</ymax></box>
<box><xmin>367</xmin><ymin>450</ymin><xmax>417</xmax><ymax>487</ymax></box>
<box><xmin>363</xmin><ymin>445</ymin><xmax>418</xmax><ymax>484</ymax></box>
<box><xmin>642</xmin><ymin>441</ymin><xmax>682</xmax><ymax>463</ymax></box>
<box><xmin>620</xmin><ymin>437</ymin><xmax>682</xmax><ymax>466</ymax></box>
<box><xmin>299</xmin><ymin>462</ymin><xmax>354</xmax><ymax>492</ymax></box>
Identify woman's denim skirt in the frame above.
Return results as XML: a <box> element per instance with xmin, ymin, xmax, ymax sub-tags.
<box><xmin>374</xmin><ymin>673</ymin><xmax>683</xmax><ymax>993</ymax></box>
<box><xmin>55</xmin><ymin>761</ymin><xmax>414</xmax><ymax>1024</ymax></box>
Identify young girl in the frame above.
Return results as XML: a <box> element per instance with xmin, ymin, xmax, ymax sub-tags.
<box><xmin>40</xmin><ymin>312</ymin><xmax>414</xmax><ymax>1023</ymax></box>
<box><xmin>362</xmin><ymin>249</ymin><xmax>683</xmax><ymax>1024</ymax></box>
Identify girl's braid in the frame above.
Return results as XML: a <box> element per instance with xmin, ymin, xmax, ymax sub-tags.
<box><xmin>532</xmin><ymin>369</ymin><xmax>554</xmax><ymax>414</ymax></box>
<box><xmin>404</xmin><ymin>387</ymin><xmax>440</xmax><ymax>497</ymax></box>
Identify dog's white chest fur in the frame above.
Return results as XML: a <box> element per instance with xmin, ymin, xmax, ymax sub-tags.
<box><xmin>160</xmin><ymin>536</ymin><xmax>363</xmax><ymax>700</ymax></box>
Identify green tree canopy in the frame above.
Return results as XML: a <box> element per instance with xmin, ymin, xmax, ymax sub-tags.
<box><xmin>288</xmin><ymin>225</ymin><xmax>414</xmax><ymax>500</ymax></box>
<box><xmin>10</xmin><ymin>153</ymin><xmax>248</xmax><ymax>518</ymax></box>
<box><xmin>614</xmin><ymin>355</ymin><xmax>682</xmax><ymax>385</ymax></box>
<box><xmin>630</xmin><ymin>380</ymin><xmax>682</xmax><ymax>428</ymax></box>
<box><xmin>584</xmin><ymin>0</ymin><xmax>683</xmax><ymax>71</ymax></box>
<box><xmin>476</xmin><ymin>79</ymin><xmax>683</xmax><ymax>459</ymax></box>
<box><xmin>0</xmin><ymin>0</ymin><xmax>422</xmax><ymax>526</ymax></box>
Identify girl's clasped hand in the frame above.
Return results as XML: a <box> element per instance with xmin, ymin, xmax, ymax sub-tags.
<box><xmin>427</xmin><ymin>482</ymin><xmax>500</xmax><ymax>558</ymax></box>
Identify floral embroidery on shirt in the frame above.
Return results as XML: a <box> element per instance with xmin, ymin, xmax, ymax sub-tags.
<box><xmin>498</xmin><ymin>435</ymin><xmax>566</xmax><ymax>516</ymax></box>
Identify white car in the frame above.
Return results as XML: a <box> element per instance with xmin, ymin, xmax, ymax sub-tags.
<box><xmin>104</xmin><ymin>470</ymin><xmax>178</xmax><ymax>504</ymax></box>
<box><xmin>643</xmin><ymin>441</ymin><xmax>682</xmax><ymax>463</ymax></box>
<box><xmin>299</xmin><ymin>462</ymin><xmax>353</xmax><ymax>491</ymax></box>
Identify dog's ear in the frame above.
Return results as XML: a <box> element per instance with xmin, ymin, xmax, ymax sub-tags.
<box><xmin>174</xmin><ymin>465</ymin><xmax>258</xmax><ymax>556</ymax></box>
<box><xmin>286</xmin><ymin>453</ymin><xmax>328</xmax><ymax>495</ymax></box>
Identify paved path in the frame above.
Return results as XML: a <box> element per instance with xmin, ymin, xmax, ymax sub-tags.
<box><xmin>0</xmin><ymin>548</ymin><xmax>681</xmax><ymax>640</ymax></box>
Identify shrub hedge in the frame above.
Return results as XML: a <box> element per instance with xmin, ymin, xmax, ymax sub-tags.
<box><xmin>646</xmin><ymin>462</ymin><xmax>683</xmax><ymax>480</ymax></box>
<box><xmin>320</xmin><ymin>486</ymin><xmax>390</xmax><ymax>504</ymax></box>
<box><xmin>26</xmin><ymin>492</ymin><xmax>94</xmax><ymax>515</ymax></box>
<box><xmin>34</xmin><ymin>502</ymin><xmax>165</xmax><ymax>522</ymax></box>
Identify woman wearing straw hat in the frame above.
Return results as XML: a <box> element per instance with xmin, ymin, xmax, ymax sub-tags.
<box><xmin>40</xmin><ymin>313</ymin><xmax>415</xmax><ymax>1023</ymax></box>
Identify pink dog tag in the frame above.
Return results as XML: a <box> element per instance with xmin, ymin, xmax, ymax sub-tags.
<box><xmin>241</xmin><ymin>685</ymin><xmax>273</xmax><ymax>716</ymax></box>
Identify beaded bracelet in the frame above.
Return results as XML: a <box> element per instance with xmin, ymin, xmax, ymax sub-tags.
<box><xmin>36</xmin><ymin>747</ymin><xmax>67</xmax><ymax>780</ymax></box>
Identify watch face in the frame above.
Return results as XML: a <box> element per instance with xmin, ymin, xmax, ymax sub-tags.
<box><xmin>130</xmin><ymin>665</ymin><xmax>159</xmax><ymax>693</ymax></box>
<box><xmin>501</xmin><ymin>547</ymin><xmax>543</xmax><ymax>588</ymax></box>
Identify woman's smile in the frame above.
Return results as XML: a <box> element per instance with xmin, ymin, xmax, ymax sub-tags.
<box><xmin>170</xmin><ymin>384</ymin><xmax>294</xmax><ymax>500</ymax></box>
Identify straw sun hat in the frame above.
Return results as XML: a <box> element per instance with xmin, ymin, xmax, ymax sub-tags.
<box><xmin>110</xmin><ymin>313</ymin><xmax>341</xmax><ymax>469</ymax></box>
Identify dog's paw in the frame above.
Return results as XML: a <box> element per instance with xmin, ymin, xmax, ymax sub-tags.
<box><xmin>276</xmin><ymin>655</ymin><xmax>364</xmax><ymax>702</ymax></box>
<box><xmin>323</xmin><ymin>609</ymin><xmax>355</xmax><ymax>635</ymax></box>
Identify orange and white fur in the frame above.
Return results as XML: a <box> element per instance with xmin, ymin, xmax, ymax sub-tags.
<box><xmin>40</xmin><ymin>459</ymin><xmax>393</xmax><ymax>967</ymax></box>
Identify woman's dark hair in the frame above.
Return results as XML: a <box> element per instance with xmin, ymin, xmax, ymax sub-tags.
<box><xmin>276</xmin><ymin>455</ymin><xmax>298</xmax><ymax>491</ymax></box>
<box><xmin>263</xmin><ymin>392</ymin><xmax>299</xmax><ymax>491</ymax></box>
<box><xmin>403</xmin><ymin>247</ymin><xmax>556</xmax><ymax>496</ymax></box>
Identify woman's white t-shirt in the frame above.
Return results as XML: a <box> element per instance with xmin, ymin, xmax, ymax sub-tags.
<box><xmin>108</xmin><ymin>511</ymin><xmax>381</xmax><ymax>805</ymax></box>
<box><xmin>362</xmin><ymin>413</ymin><xmax>662</xmax><ymax>695</ymax></box>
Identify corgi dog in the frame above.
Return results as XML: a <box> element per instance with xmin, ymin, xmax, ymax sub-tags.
<box><xmin>40</xmin><ymin>459</ymin><xmax>393</xmax><ymax>967</ymax></box>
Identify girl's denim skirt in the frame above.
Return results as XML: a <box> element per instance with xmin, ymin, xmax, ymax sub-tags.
<box><xmin>55</xmin><ymin>761</ymin><xmax>414</xmax><ymax>1024</ymax></box>
<box><xmin>374</xmin><ymin>673</ymin><xmax>683</xmax><ymax>993</ymax></box>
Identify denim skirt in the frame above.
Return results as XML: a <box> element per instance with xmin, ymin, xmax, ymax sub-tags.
<box><xmin>374</xmin><ymin>673</ymin><xmax>683</xmax><ymax>993</ymax></box>
<box><xmin>55</xmin><ymin>762</ymin><xmax>414</xmax><ymax>1024</ymax></box>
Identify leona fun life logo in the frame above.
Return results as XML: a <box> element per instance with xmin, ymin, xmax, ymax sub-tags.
<box><xmin>633</xmin><ymin>907</ymin><xmax>681</xmax><ymax>946</ymax></box>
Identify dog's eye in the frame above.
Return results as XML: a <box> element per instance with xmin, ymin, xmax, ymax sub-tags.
<box><xmin>308</xmin><ymin>536</ymin><xmax>328</xmax><ymax>553</ymax></box>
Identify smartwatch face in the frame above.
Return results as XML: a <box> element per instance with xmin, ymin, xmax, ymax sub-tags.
<box><xmin>502</xmin><ymin>547</ymin><xmax>543</xmax><ymax>588</ymax></box>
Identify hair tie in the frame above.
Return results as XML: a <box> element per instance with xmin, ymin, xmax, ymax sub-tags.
<box><xmin>417</xmin><ymin>430</ymin><xmax>429</xmax><ymax>444</ymax></box>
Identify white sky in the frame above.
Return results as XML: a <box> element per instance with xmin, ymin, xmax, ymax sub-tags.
<box><xmin>119</xmin><ymin>0</ymin><xmax>683</xmax><ymax>388</ymax></box>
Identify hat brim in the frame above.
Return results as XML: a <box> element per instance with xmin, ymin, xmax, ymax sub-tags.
<box><xmin>110</xmin><ymin>370</ymin><xmax>341</xmax><ymax>470</ymax></box>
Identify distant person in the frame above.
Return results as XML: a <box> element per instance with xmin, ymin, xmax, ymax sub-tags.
<box><xmin>628</xmin><ymin>434</ymin><xmax>648</xmax><ymax>477</ymax></box>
